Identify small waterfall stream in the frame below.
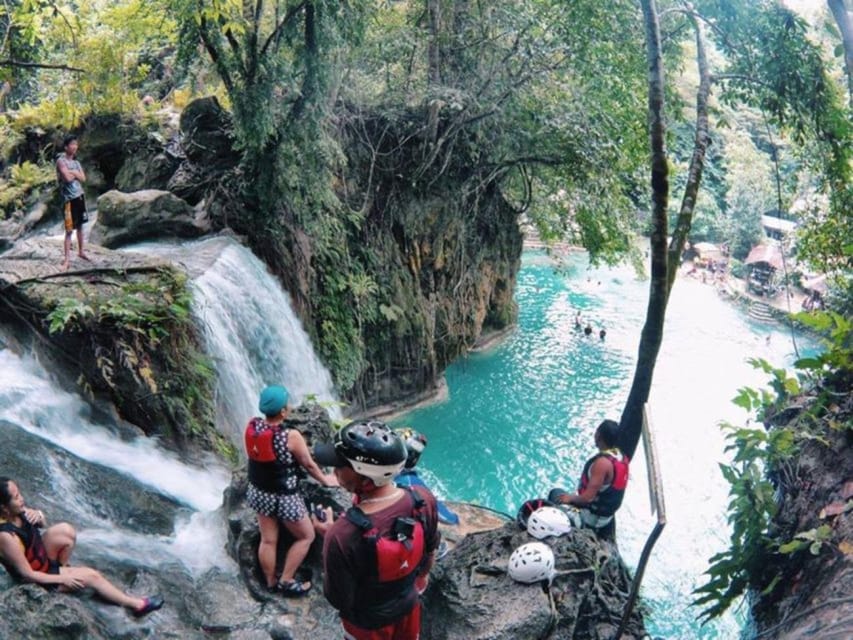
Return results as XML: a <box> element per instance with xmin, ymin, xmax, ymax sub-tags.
<box><xmin>0</xmin><ymin>347</ymin><xmax>232</xmax><ymax>576</ymax></box>
<box><xmin>189</xmin><ymin>239</ymin><xmax>340</xmax><ymax>442</ymax></box>
<box><xmin>0</xmin><ymin>236</ymin><xmax>342</xmax><ymax>632</ymax></box>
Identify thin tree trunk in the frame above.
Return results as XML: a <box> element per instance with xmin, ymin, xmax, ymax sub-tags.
<box><xmin>292</xmin><ymin>1</ymin><xmax>318</xmax><ymax>120</ymax></box>
<box><xmin>427</xmin><ymin>0</ymin><xmax>441</xmax><ymax>86</ymax></box>
<box><xmin>619</xmin><ymin>6</ymin><xmax>713</xmax><ymax>460</ymax></box>
<box><xmin>667</xmin><ymin>12</ymin><xmax>711</xmax><ymax>295</ymax></box>
<box><xmin>618</xmin><ymin>0</ymin><xmax>669</xmax><ymax>460</ymax></box>
<box><xmin>828</xmin><ymin>0</ymin><xmax>853</xmax><ymax>106</ymax></box>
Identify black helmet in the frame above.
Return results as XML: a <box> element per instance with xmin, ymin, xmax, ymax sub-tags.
<box><xmin>395</xmin><ymin>427</ymin><xmax>428</xmax><ymax>469</ymax></box>
<box><xmin>336</xmin><ymin>420</ymin><xmax>406</xmax><ymax>486</ymax></box>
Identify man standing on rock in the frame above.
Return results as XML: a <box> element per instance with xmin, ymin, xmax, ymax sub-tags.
<box><xmin>549</xmin><ymin>419</ymin><xmax>630</xmax><ymax>540</ymax></box>
<box><xmin>314</xmin><ymin>420</ymin><xmax>440</xmax><ymax>640</ymax></box>
<box><xmin>56</xmin><ymin>134</ymin><xmax>90</xmax><ymax>270</ymax></box>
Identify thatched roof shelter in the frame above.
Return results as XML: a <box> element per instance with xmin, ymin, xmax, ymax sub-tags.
<box><xmin>745</xmin><ymin>244</ymin><xmax>784</xmax><ymax>270</ymax></box>
<box><xmin>693</xmin><ymin>242</ymin><xmax>722</xmax><ymax>260</ymax></box>
<box><xmin>802</xmin><ymin>274</ymin><xmax>828</xmax><ymax>295</ymax></box>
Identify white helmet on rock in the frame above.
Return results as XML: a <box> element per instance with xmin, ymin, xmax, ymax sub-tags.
<box><xmin>527</xmin><ymin>506</ymin><xmax>573</xmax><ymax>539</ymax></box>
<box><xmin>508</xmin><ymin>541</ymin><xmax>556</xmax><ymax>584</ymax></box>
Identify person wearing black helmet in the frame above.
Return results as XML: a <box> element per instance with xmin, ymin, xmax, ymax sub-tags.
<box><xmin>314</xmin><ymin>420</ymin><xmax>440</xmax><ymax>640</ymax></box>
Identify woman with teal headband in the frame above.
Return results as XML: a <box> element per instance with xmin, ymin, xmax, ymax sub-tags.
<box><xmin>244</xmin><ymin>385</ymin><xmax>338</xmax><ymax>596</ymax></box>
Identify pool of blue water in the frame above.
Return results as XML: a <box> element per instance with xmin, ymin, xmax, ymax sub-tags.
<box><xmin>395</xmin><ymin>249</ymin><xmax>816</xmax><ymax>639</ymax></box>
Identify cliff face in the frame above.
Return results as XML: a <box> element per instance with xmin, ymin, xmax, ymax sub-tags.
<box><xmin>170</xmin><ymin>98</ymin><xmax>523</xmax><ymax>411</ymax></box>
<box><xmin>747</xmin><ymin>392</ymin><xmax>853</xmax><ymax>639</ymax></box>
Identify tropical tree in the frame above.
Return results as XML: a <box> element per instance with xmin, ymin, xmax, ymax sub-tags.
<box><xmin>618</xmin><ymin>0</ymin><xmax>852</xmax><ymax>459</ymax></box>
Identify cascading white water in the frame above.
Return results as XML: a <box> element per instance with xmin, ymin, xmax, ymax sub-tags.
<box><xmin>0</xmin><ymin>236</ymin><xmax>342</xmax><ymax>587</ymax></box>
<box><xmin>190</xmin><ymin>240</ymin><xmax>340</xmax><ymax>443</ymax></box>
<box><xmin>0</xmin><ymin>348</ymin><xmax>233</xmax><ymax>577</ymax></box>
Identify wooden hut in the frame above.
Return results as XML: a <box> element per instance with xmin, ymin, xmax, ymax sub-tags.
<box><xmin>745</xmin><ymin>244</ymin><xmax>784</xmax><ymax>296</ymax></box>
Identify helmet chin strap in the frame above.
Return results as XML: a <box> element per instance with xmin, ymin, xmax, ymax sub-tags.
<box><xmin>355</xmin><ymin>476</ymin><xmax>381</xmax><ymax>497</ymax></box>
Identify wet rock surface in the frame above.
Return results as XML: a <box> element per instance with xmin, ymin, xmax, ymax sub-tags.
<box><xmin>90</xmin><ymin>188</ymin><xmax>209</xmax><ymax>248</ymax></box>
<box><xmin>424</xmin><ymin>523</ymin><xmax>645</xmax><ymax>640</ymax></box>
<box><xmin>0</xmin><ymin>239</ymin><xmax>215</xmax><ymax>444</ymax></box>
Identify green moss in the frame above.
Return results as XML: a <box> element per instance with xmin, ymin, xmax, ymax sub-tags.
<box><xmin>44</xmin><ymin>267</ymin><xmax>223</xmax><ymax>454</ymax></box>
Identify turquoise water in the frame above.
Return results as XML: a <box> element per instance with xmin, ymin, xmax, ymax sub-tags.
<box><xmin>396</xmin><ymin>250</ymin><xmax>816</xmax><ymax>639</ymax></box>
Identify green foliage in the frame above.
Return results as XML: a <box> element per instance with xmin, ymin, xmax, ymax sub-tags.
<box><xmin>0</xmin><ymin>160</ymin><xmax>54</xmax><ymax>217</ymax></box>
<box><xmin>694</xmin><ymin>409</ymin><xmax>799</xmax><ymax>620</ymax></box>
<box><xmin>778</xmin><ymin>524</ymin><xmax>833</xmax><ymax>556</ymax></box>
<box><xmin>696</xmin><ymin>310</ymin><xmax>853</xmax><ymax>621</ymax></box>
<box><xmin>729</xmin><ymin>258</ymin><xmax>745</xmax><ymax>279</ymax></box>
<box><xmin>791</xmin><ymin>310</ymin><xmax>853</xmax><ymax>391</ymax></box>
<box><xmin>4</xmin><ymin>0</ymin><xmax>178</xmax><ymax>127</ymax></box>
<box><xmin>45</xmin><ymin>268</ymin><xmax>217</xmax><ymax>444</ymax></box>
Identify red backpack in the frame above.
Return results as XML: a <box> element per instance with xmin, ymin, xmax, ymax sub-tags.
<box><xmin>345</xmin><ymin>487</ymin><xmax>428</xmax><ymax>585</ymax></box>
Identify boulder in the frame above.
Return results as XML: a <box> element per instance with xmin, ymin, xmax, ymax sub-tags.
<box><xmin>167</xmin><ymin>97</ymin><xmax>238</xmax><ymax>205</ymax></box>
<box><xmin>178</xmin><ymin>97</ymin><xmax>235</xmax><ymax>163</ymax></box>
<box><xmin>115</xmin><ymin>131</ymin><xmax>182</xmax><ymax>192</ymax></box>
<box><xmin>223</xmin><ymin>405</ymin><xmax>646</xmax><ymax>640</ymax></box>
<box><xmin>424</xmin><ymin>524</ymin><xmax>646</xmax><ymax>640</ymax></box>
<box><xmin>90</xmin><ymin>189</ymin><xmax>209</xmax><ymax>248</ymax></box>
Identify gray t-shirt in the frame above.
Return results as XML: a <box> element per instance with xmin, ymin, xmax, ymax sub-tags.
<box><xmin>56</xmin><ymin>155</ymin><xmax>84</xmax><ymax>202</ymax></box>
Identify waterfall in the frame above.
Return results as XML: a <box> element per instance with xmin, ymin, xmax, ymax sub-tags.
<box><xmin>189</xmin><ymin>239</ymin><xmax>340</xmax><ymax>443</ymax></box>
<box><xmin>0</xmin><ymin>348</ymin><xmax>233</xmax><ymax>577</ymax></box>
<box><xmin>0</xmin><ymin>236</ymin><xmax>341</xmax><ymax>591</ymax></box>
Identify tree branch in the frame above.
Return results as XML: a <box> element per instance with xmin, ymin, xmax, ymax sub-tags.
<box><xmin>260</xmin><ymin>1</ymin><xmax>306</xmax><ymax>57</ymax></box>
<box><xmin>0</xmin><ymin>59</ymin><xmax>85</xmax><ymax>73</ymax></box>
<box><xmin>198</xmin><ymin>16</ymin><xmax>235</xmax><ymax>94</ymax></box>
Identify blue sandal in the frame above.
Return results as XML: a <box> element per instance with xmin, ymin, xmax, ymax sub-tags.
<box><xmin>275</xmin><ymin>580</ymin><xmax>312</xmax><ymax>597</ymax></box>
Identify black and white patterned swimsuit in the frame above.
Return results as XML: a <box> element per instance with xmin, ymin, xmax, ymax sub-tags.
<box><xmin>246</xmin><ymin>426</ymin><xmax>308</xmax><ymax>522</ymax></box>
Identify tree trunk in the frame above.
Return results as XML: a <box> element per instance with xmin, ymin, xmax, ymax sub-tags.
<box><xmin>828</xmin><ymin>0</ymin><xmax>853</xmax><ymax>106</ymax></box>
<box><xmin>427</xmin><ymin>0</ymin><xmax>442</xmax><ymax>86</ymax></box>
<box><xmin>292</xmin><ymin>1</ymin><xmax>318</xmax><ymax>119</ymax></box>
<box><xmin>618</xmin><ymin>0</ymin><xmax>669</xmax><ymax>460</ymax></box>
<box><xmin>619</xmin><ymin>6</ymin><xmax>713</xmax><ymax>460</ymax></box>
<box><xmin>667</xmin><ymin>12</ymin><xmax>711</xmax><ymax>294</ymax></box>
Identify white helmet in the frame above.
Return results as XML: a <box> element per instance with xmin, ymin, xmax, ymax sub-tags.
<box><xmin>526</xmin><ymin>506</ymin><xmax>573</xmax><ymax>539</ymax></box>
<box><xmin>508</xmin><ymin>542</ymin><xmax>556</xmax><ymax>584</ymax></box>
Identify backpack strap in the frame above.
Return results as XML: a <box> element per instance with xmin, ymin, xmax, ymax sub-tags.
<box><xmin>344</xmin><ymin>506</ymin><xmax>379</xmax><ymax>543</ymax></box>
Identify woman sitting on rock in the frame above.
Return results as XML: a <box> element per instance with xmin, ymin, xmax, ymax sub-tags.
<box><xmin>245</xmin><ymin>385</ymin><xmax>338</xmax><ymax>596</ymax></box>
<box><xmin>0</xmin><ymin>476</ymin><xmax>164</xmax><ymax>616</ymax></box>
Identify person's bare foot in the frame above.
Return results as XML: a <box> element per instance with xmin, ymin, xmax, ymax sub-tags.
<box><xmin>78</xmin><ymin>253</ymin><xmax>91</xmax><ymax>262</ymax></box>
<box><xmin>61</xmin><ymin>260</ymin><xmax>70</xmax><ymax>271</ymax></box>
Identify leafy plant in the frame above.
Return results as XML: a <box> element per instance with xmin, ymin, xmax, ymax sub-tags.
<box><xmin>778</xmin><ymin>524</ymin><xmax>834</xmax><ymax>556</ymax></box>
<box><xmin>693</xmin><ymin>418</ymin><xmax>793</xmax><ymax>622</ymax></box>
<box><xmin>696</xmin><ymin>304</ymin><xmax>852</xmax><ymax>620</ymax></box>
<box><xmin>44</xmin><ymin>268</ymin><xmax>219</xmax><ymax>447</ymax></box>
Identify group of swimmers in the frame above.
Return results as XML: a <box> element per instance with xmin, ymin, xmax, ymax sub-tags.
<box><xmin>575</xmin><ymin>310</ymin><xmax>607</xmax><ymax>340</ymax></box>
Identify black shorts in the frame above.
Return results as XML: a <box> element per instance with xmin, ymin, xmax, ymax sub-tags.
<box><xmin>63</xmin><ymin>196</ymin><xmax>87</xmax><ymax>231</ymax></box>
<box><xmin>43</xmin><ymin>559</ymin><xmax>61</xmax><ymax>591</ymax></box>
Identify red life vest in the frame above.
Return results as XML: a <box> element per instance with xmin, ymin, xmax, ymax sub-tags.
<box><xmin>578</xmin><ymin>450</ymin><xmax>630</xmax><ymax>517</ymax></box>
<box><xmin>342</xmin><ymin>487</ymin><xmax>429</xmax><ymax>628</ymax></box>
<box><xmin>244</xmin><ymin>418</ymin><xmax>301</xmax><ymax>494</ymax></box>
<box><xmin>0</xmin><ymin>518</ymin><xmax>51</xmax><ymax>577</ymax></box>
